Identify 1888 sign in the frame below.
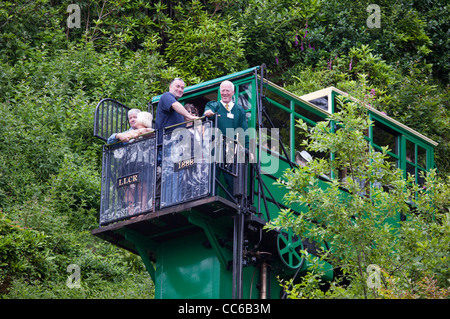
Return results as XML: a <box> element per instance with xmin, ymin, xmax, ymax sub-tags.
<box><xmin>174</xmin><ymin>157</ymin><xmax>195</xmax><ymax>172</ymax></box>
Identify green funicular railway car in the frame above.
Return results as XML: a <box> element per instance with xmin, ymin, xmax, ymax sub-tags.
<box><xmin>91</xmin><ymin>65</ymin><xmax>438</xmax><ymax>299</ymax></box>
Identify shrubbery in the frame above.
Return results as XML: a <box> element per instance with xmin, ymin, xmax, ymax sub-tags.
<box><xmin>0</xmin><ymin>0</ymin><xmax>447</xmax><ymax>298</ymax></box>
<box><xmin>266</xmin><ymin>95</ymin><xmax>450</xmax><ymax>299</ymax></box>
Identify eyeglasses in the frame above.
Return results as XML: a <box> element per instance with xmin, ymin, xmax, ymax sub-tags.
<box><xmin>188</xmin><ymin>111</ymin><xmax>198</xmax><ymax>115</ymax></box>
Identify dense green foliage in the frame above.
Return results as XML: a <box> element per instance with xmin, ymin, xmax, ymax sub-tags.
<box><xmin>0</xmin><ymin>0</ymin><xmax>448</xmax><ymax>298</ymax></box>
<box><xmin>266</xmin><ymin>96</ymin><xmax>450</xmax><ymax>298</ymax></box>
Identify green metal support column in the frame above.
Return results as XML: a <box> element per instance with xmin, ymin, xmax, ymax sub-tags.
<box><xmin>117</xmin><ymin>228</ymin><xmax>157</xmax><ymax>283</ymax></box>
<box><xmin>232</xmin><ymin>213</ymin><xmax>245</xmax><ymax>299</ymax></box>
<box><xmin>135</xmin><ymin>245</ymin><xmax>156</xmax><ymax>283</ymax></box>
<box><xmin>187</xmin><ymin>211</ymin><xmax>231</xmax><ymax>269</ymax></box>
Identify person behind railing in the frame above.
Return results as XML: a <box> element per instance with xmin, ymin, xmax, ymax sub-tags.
<box><xmin>107</xmin><ymin>108</ymin><xmax>141</xmax><ymax>145</ymax></box>
<box><xmin>203</xmin><ymin>80</ymin><xmax>249</xmax><ymax>146</ymax></box>
<box><xmin>182</xmin><ymin>103</ymin><xmax>209</xmax><ymax>199</ymax></box>
<box><xmin>130</xmin><ymin>111</ymin><xmax>155</xmax><ymax>214</ymax></box>
<box><xmin>155</xmin><ymin>78</ymin><xmax>199</xmax><ymax>207</ymax></box>
<box><xmin>184</xmin><ymin>103</ymin><xmax>199</xmax><ymax>126</ymax></box>
<box><xmin>155</xmin><ymin>78</ymin><xmax>199</xmax><ymax>144</ymax></box>
<box><xmin>118</xmin><ymin>111</ymin><xmax>155</xmax><ymax>216</ymax></box>
<box><xmin>127</xmin><ymin>111</ymin><xmax>155</xmax><ymax>140</ymax></box>
<box><xmin>203</xmin><ymin>80</ymin><xmax>249</xmax><ymax>199</ymax></box>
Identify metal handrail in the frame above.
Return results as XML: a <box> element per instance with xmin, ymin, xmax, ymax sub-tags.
<box><xmin>94</xmin><ymin>98</ymin><xmax>131</xmax><ymax>142</ymax></box>
<box><xmin>105</xmin><ymin>129</ymin><xmax>156</xmax><ymax>148</ymax></box>
<box><xmin>163</xmin><ymin>116</ymin><xmax>207</xmax><ymax>131</ymax></box>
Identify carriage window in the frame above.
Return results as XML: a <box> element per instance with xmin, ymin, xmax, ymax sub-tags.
<box><xmin>406</xmin><ymin>163</ymin><xmax>426</xmax><ymax>186</ymax></box>
<box><xmin>307</xmin><ymin>96</ymin><xmax>328</xmax><ymax>112</ymax></box>
<box><xmin>237</xmin><ymin>82</ymin><xmax>252</xmax><ymax>110</ymax></box>
<box><xmin>417</xmin><ymin>169</ymin><xmax>426</xmax><ymax>186</ymax></box>
<box><xmin>404</xmin><ymin>138</ymin><xmax>428</xmax><ymax>186</ymax></box>
<box><xmin>406</xmin><ymin>162</ymin><xmax>416</xmax><ymax>178</ymax></box>
<box><xmin>333</xmin><ymin>94</ymin><xmax>341</xmax><ymax>113</ymax></box>
<box><xmin>373</xmin><ymin>122</ymin><xmax>398</xmax><ymax>155</ymax></box>
<box><xmin>265</xmin><ymin>88</ymin><xmax>290</xmax><ymax>109</ymax></box>
<box><xmin>294</xmin><ymin>117</ymin><xmax>308</xmax><ymax>154</ymax></box>
<box><xmin>385</xmin><ymin>154</ymin><xmax>398</xmax><ymax>168</ymax></box>
<box><xmin>417</xmin><ymin>145</ymin><xmax>427</xmax><ymax>169</ymax></box>
<box><xmin>294</xmin><ymin>117</ymin><xmax>308</xmax><ymax>166</ymax></box>
<box><xmin>263</xmin><ymin>99</ymin><xmax>290</xmax><ymax>158</ymax></box>
<box><xmin>294</xmin><ymin>103</ymin><xmax>323</xmax><ymax>124</ymax></box>
<box><xmin>406</xmin><ymin>139</ymin><xmax>415</xmax><ymax>164</ymax></box>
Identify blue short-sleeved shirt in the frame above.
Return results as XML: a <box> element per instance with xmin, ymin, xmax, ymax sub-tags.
<box><xmin>155</xmin><ymin>92</ymin><xmax>185</xmax><ymax>144</ymax></box>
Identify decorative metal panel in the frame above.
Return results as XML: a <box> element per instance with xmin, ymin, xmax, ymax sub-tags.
<box><xmin>99</xmin><ymin>136</ymin><xmax>156</xmax><ymax>225</ymax></box>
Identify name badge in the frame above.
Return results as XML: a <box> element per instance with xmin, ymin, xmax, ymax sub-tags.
<box><xmin>227</xmin><ymin>113</ymin><xmax>234</xmax><ymax>119</ymax></box>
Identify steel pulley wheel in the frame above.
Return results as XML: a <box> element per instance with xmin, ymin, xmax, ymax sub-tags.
<box><xmin>277</xmin><ymin>229</ymin><xmax>305</xmax><ymax>269</ymax></box>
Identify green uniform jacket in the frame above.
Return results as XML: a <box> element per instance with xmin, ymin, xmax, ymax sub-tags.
<box><xmin>204</xmin><ymin>101</ymin><xmax>249</xmax><ymax>149</ymax></box>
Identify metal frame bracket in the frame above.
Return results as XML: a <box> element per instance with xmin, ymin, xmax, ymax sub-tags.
<box><xmin>187</xmin><ymin>212</ymin><xmax>231</xmax><ymax>270</ymax></box>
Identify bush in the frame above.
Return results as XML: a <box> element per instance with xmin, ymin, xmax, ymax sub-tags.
<box><xmin>164</xmin><ymin>1</ymin><xmax>247</xmax><ymax>81</ymax></box>
<box><xmin>0</xmin><ymin>211</ymin><xmax>53</xmax><ymax>290</ymax></box>
<box><xmin>266</xmin><ymin>94</ymin><xmax>450</xmax><ymax>299</ymax></box>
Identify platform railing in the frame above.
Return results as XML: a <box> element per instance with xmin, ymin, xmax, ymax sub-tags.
<box><xmin>94</xmin><ymin>98</ymin><xmax>131</xmax><ymax>142</ymax></box>
<box><xmin>161</xmin><ymin>117</ymin><xmax>248</xmax><ymax>208</ymax></box>
<box><xmin>99</xmin><ymin>135</ymin><xmax>157</xmax><ymax>225</ymax></box>
<box><xmin>99</xmin><ymin>117</ymin><xmax>248</xmax><ymax>225</ymax></box>
<box><xmin>160</xmin><ymin>120</ymin><xmax>213</xmax><ymax>208</ymax></box>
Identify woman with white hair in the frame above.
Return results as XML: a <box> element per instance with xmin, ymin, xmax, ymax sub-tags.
<box><xmin>126</xmin><ymin>111</ymin><xmax>154</xmax><ymax>140</ymax></box>
<box><xmin>122</xmin><ymin>111</ymin><xmax>155</xmax><ymax>216</ymax></box>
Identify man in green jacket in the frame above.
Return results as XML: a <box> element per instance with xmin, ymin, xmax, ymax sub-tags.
<box><xmin>203</xmin><ymin>80</ymin><xmax>249</xmax><ymax>149</ymax></box>
<box><xmin>203</xmin><ymin>80</ymin><xmax>249</xmax><ymax>199</ymax></box>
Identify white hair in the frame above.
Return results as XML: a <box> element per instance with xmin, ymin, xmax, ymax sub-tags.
<box><xmin>136</xmin><ymin>111</ymin><xmax>153</xmax><ymax>128</ymax></box>
<box><xmin>128</xmin><ymin>108</ymin><xmax>141</xmax><ymax>116</ymax></box>
<box><xmin>220</xmin><ymin>80</ymin><xmax>235</xmax><ymax>92</ymax></box>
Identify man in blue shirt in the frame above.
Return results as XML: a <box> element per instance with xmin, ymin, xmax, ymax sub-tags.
<box><xmin>155</xmin><ymin>78</ymin><xmax>198</xmax><ymax>208</ymax></box>
<box><xmin>155</xmin><ymin>78</ymin><xmax>197</xmax><ymax>144</ymax></box>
